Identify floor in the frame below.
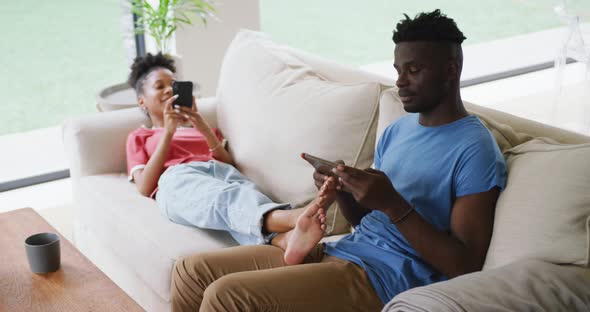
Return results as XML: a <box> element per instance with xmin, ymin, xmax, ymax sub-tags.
<box><xmin>0</xmin><ymin>126</ymin><xmax>68</xmax><ymax>183</ymax></box>
<box><xmin>1</xmin><ymin>27</ymin><xmax>589</xmax><ymax>245</ymax></box>
<box><xmin>0</xmin><ymin>179</ymin><xmax>74</xmax><ymax>242</ymax></box>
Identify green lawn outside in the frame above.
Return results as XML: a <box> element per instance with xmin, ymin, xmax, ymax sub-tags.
<box><xmin>2</xmin><ymin>0</ymin><xmax>589</xmax><ymax>135</ymax></box>
<box><xmin>260</xmin><ymin>0</ymin><xmax>590</xmax><ymax>65</ymax></box>
<box><xmin>0</xmin><ymin>0</ymin><xmax>127</xmax><ymax>135</ymax></box>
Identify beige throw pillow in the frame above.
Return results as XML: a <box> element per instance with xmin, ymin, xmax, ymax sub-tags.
<box><xmin>216</xmin><ymin>30</ymin><xmax>383</xmax><ymax>234</ymax></box>
<box><xmin>470</xmin><ymin>112</ymin><xmax>534</xmax><ymax>153</ymax></box>
<box><xmin>483</xmin><ymin>138</ymin><xmax>590</xmax><ymax>270</ymax></box>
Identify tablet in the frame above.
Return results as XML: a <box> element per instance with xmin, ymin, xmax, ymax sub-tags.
<box><xmin>301</xmin><ymin>153</ymin><xmax>339</xmax><ymax>175</ymax></box>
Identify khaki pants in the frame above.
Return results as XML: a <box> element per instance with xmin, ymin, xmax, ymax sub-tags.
<box><xmin>170</xmin><ymin>244</ymin><xmax>383</xmax><ymax>312</ymax></box>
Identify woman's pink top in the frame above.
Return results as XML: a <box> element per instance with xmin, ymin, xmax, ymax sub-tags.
<box><xmin>126</xmin><ymin>126</ymin><xmax>225</xmax><ymax>197</ymax></box>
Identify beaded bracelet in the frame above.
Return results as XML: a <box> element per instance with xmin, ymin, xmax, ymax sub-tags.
<box><xmin>391</xmin><ymin>206</ymin><xmax>415</xmax><ymax>224</ymax></box>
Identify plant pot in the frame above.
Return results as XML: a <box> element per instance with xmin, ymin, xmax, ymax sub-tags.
<box><xmin>96</xmin><ymin>82</ymin><xmax>137</xmax><ymax>112</ymax></box>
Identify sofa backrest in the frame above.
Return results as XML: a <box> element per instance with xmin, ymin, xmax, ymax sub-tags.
<box><xmin>465</xmin><ymin>101</ymin><xmax>590</xmax><ymax>145</ymax></box>
<box><xmin>281</xmin><ymin>45</ymin><xmax>395</xmax><ymax>87</ymax></box>
<box><xmin>377</xmin><ymin>88</ymin><xmax>590</xmax><ymax>147</ymax></box>
<box><xmin>62</xmin><ymin>97</ymin><xmax>220</xmax><ymax>180</ymax></box>
<box><xmin>215</xmin><ymin>30</ymin><xmax>393</xmax><ymax>234</ymax></box>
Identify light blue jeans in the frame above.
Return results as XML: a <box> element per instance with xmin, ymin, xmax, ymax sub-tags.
<box><xmin>156</xmin><ymin>160</ymin><xmax>290</xmax><ymax>245</ymax></box>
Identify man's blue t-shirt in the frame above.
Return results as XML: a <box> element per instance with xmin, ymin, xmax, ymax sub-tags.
<box><xmin>323</xmin><ymin>114</ymin><xmax>507</xmax><ymax>304</ymax></box>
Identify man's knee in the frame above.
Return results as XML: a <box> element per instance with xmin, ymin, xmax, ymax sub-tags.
<box><xmin>172</xmin><ymin>253</ymin><xmax>216</xmax><ymax>284</ymax></box>
<box><xmin>170</xmin><ymin>255</ymin><xmax>211</xmax><ymax>311</ymax></box>
<box><xmin>171</xmin><ymin>257</ymin><xmax>187</xmax><ymax>290</ymax></box>
<box><xmin>202</xmin><ymin>275</ymin><xmax>251</xmax><ymax>311</ymax></box>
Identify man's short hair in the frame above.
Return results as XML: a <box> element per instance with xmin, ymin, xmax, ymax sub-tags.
<box><xmin>392</xmin><ymin>9</ymin><xmax>466</xmax><ymax>44</ymax></box>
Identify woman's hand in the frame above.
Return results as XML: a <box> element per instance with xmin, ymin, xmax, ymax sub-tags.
<box><xmin>163</xmin><ymin>95</ymin><xmax>184</xmax><ymax>135</ymax></box>
<box><xmin>173</xmin><ymin>96</ymin><xmax>235</xmax><ymax>165</ymax></box>
<box><xmin>174</xmin><ymin>96</ymin><xmax>212</xmax><ymax>133</ymax></box>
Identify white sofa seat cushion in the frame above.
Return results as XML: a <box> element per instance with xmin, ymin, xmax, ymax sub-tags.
<box><xmin>76</xmin><ymin>174</ymin><xmax>237</xmax><ymax>302</ymax></box>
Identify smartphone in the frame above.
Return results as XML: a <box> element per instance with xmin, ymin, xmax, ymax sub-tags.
<box><xmin>172</xmin><ymin>81</ymin><xmax>193</xmax><ymax>108</ymax></box>
<box><xmin>301</xmin><ymin>153</ymin><xmax>340</xmax><ymax>175</ymax></box>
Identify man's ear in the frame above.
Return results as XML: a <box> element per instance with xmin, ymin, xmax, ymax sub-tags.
<box><xmin>447</xmin><ymin>60</ymin><xmax>460</xmax><ymax>82</ymax></box>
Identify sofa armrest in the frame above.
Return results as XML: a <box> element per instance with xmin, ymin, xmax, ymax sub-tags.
<box><xmin>383</xmin><ymin>260</ymin><xmax>590</xmax><ymax>312</ymax></box>
<box><xmin>63</xmin><ymin>97</ymin><xmax>220</xmax><ymax>179</ymax></box>
<box><xmin>62</xmin><ymin>107</ymin><xmax>150</xmax><ymax>179</ymax></box>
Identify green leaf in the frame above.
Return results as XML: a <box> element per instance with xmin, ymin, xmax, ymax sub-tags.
<box><xmin>174</xmin><ymin>12</ymin><xmax>192</xmax><ymax>25</ymax></box>
<box><xmin>129</xmin><ymin>0</ymin><xmax>217</xmax><ymax>52</ymax></box>
<box><xmin>165</xmin><ymin>25</ymin><xmax>178</xmax><ymax>39</ymax></box>
<box><xmin>142</xmin><ymin>1</ymin><xmax>156</xmax><ymax>15</ymax></box>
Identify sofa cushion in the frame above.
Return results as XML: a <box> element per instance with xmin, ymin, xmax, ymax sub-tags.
<box><xmin>466</xmin><ymin>107</ymin><xmax>533</xmax><ymax>153</ymax></box>
<box><xmin>376</xmin><ymin>88</ymin><xmax>408</xmax><ymax>143</ymax></box>
<box><xmin>384</xmin><ymin>260</ymin><xmax>590</xmax><ymax>312</ymax></box>
<box><xmin>76</xmin><ymin>174</ymin><xmax>237</xmax><ymax>302</ymax></box>
<box><xmin>484</xmin><ymin>138</ymin><xmax>590</xmax><ymax>269</ymax></box>
<box><xmin>216</xmin><ymin>30</ymin><xmax>383</xmax><ymax>234</ymax></box>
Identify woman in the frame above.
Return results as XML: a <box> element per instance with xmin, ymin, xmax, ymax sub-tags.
<box><xmin>125</xmin><ymin>53</ymin><xmax>334</xmax><ymax>265</ymax></box>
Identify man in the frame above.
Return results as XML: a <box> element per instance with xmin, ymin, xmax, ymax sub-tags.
<box><xmin>170</xmin><ymin>9</ymin><xmax>507</xmax><ymax>311</ymax></box>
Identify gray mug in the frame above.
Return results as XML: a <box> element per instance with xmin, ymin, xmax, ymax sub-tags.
<box><xmin>24</xmin><ymin>232</ymin><xmax>61</xmax><ymax>273</ymax></box>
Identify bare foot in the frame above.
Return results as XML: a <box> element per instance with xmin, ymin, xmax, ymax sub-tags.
<box><xmin>283</xmin><ymin>179</ymin><xmax>337</xmax><ymax>265</ymax></box>
<box><xmin>283</xmin><ymin>202</ymin><xmax>327</xmax><ymax>265</ymax></box>
<box><xmin>318</xmin><ymin>176</ymin><xmax>337</xmax><ymax>205</ymax></box>
<box><xmin>264</xmin><ymin>177</ymin><xmax>337</xmax><ymax>233</ymax></box>
<box><xmin>264</xmin><ymin>208</ymin><xmax>306</xmax><ymax>234</ymax></box>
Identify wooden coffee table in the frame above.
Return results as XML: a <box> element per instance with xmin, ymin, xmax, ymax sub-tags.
<box><xmin>0</xmin><ymin>208</ymin><xmax>144</xmax><ymax>311</ymax></box>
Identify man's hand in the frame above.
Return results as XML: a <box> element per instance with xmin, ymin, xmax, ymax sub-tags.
<box><xmin>312</xmin><ymin>160</ymin><xmax>344</xmax><ymax>190</ymax></box>
<box><xmin>332</xmin><ymin>165</ymin><xmax>407</xmax><ymax>213</ymax></box>
<box><xmin>312</xmin><ymin>161</ymin><xmax>375</xmax><ymax>226</ymax></box>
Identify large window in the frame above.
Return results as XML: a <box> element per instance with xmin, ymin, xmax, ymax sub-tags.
<box><xmin>0</xmin><ymin>0</ymin><xmax>131</xmax><ymax>187</ymax></box>
<box><xmin>260</xmin><ymin>0</ymin><xmax>590</xmax><ymax>65</ymax></box>
<box><xmin>0</xmin><ymin>0</ymin><xmax>128</xmax><ymax>136</ymax></box>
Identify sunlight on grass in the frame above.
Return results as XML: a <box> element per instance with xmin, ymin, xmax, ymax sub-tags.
<box><xmin>2</xmin><ymin>0</ymin><xmax>590</xmax><ymax>135</ymax></box>
<box><xmin>261</xmin><ymin>0</ymin><xmax>590</xmax><ymax>65</ymax></box>
<box><xmin>0</xmin><ymin>0</ymin><xmax>127</xmax><ymax>135</ymax></box>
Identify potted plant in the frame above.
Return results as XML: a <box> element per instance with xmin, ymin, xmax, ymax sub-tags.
<box><xmin>97</xmin><ymin>0</ymin><xmax>217</xmax><ymax>112</ymax></box>
<box><xmin>130</xmin><ymin>0</ymin><xmax>217</xmax><ymax>54</ymax></box>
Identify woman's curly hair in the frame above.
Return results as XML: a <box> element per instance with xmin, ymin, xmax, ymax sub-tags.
<box><xmin>393</xmin><ymin>9</ymin><xmax>466</xmax><ymax>44</ymax></box>
<box><xmin>127</xmin><ymin>52</ymin><xmax>176</xmax><ymax>94</ymax></box>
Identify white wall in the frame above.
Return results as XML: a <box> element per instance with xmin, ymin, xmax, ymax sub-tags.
<box><xmin>175</xmin><ymin>0</ymin><xmax>260</xmax><ymax>97</ymax></box>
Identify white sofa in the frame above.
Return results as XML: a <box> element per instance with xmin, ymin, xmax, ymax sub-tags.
<box><xmin>63</xmin><ymin>30</ymin><xmax>590</xmax><ymax>311</ymax></box>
